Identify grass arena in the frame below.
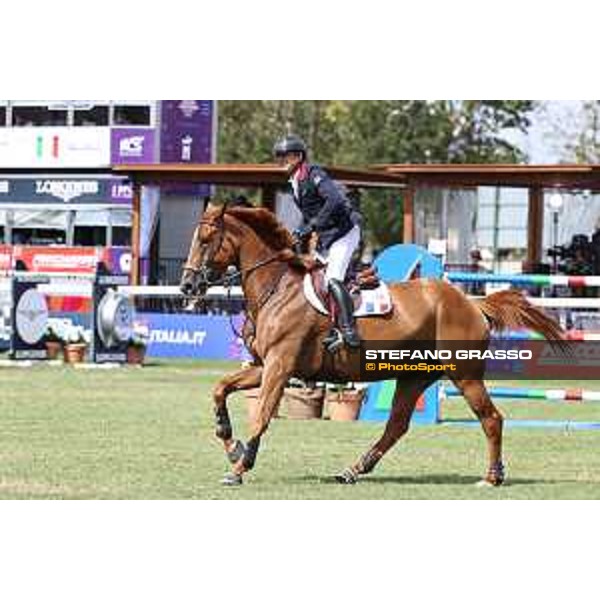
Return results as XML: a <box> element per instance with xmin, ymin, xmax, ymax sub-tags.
<box><xmin>1</xmin><ymin>359</ymin><xmax>599</xmax><ymax>500</ymax></box>
<box><xmin>4</xmin><ymin>163</ymin><xmax>600</xmax><ymax>498</ymax></box>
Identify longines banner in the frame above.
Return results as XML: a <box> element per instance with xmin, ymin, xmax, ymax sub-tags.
<box><xmin>0</xmin><ymin>177</ymin><xmax>133</xmax><ymax>205</ymax></box>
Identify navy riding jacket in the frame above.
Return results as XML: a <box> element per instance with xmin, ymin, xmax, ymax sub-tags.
<box><xmin>288</xmin><ymin>163</ymin><xmax>361</xmax><ymax>250</ymax></box>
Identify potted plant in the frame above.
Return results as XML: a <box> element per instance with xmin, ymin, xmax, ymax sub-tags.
<box><xmin>62</xmin><ymin>324</ymin><xmax>91</xmax><ymax>365</ymax></box>
<box><xmin>284</xmin><ymin>381</ymin><xmax>325</xmax><ymax>420</ymax></box>
<box><xmin>326</xmin><ymin>383</ymin><xmax>366</xmax><ymax>421</ymax></box>
<box><xmin>126</xmin><ymin>323</ymin><xmax>149</xmax><ymax>366</ymax></box>
<box><xmin>44</xmin><ymin>319</ymin><xmax>65</xmax><ymax>360</ymax></box>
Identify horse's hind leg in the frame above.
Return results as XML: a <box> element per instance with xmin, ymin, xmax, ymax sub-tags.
<box><xmin>336</xmin><ymin>379</ymin><xmax>430</xmax><ymax>484</ymax></box>
<box><xmin>452</xmin><ymin>378</ymin><xmax>505</xmax><ymax>486</ymax></box>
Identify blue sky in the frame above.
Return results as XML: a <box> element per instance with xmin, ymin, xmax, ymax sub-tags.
<box><xmin>514</xmin><ymin>100</ymin><xmax>585</xmax><ymax>163</ymax></box>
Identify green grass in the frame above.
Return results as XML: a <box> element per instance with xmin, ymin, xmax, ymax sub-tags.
<box><xmin>1</xmin><ymin>360</ymin><xmax>599</xmax><ymax>499</ymax></box>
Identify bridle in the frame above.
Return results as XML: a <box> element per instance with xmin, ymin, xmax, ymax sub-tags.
<box><xmin>182</xmin><ymin>213</ymin><xmax>284</xmax><ymax>288</ymax></box>
<box><xmin>182</xmin><ymin>208</ymin><xmax>291</xmax><ymax>338</ymax></box>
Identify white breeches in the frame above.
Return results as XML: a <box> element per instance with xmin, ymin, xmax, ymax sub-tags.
<box><xmin>317</xmin><ymin>225</ymin><xmax>361</xmax><ymax>284</ymax></box>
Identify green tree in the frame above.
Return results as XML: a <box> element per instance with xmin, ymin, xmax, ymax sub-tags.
<box><xmin>216</xmin><ymin>100</ymin><xmax>535</xmax><ymax>249</ymax></box>
<box><xmin>568</xmin><ymin>101</ymin><xmax>600</xmax><ymax>162</ymax></box>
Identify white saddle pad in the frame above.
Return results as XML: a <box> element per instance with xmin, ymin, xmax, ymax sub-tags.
<box><xmin>303</xmin><ymin>274</ymin><xmax>393</xmax><ymax>317</ymax></box>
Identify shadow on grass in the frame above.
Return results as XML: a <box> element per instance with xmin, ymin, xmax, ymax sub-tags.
<box><xmin>288</xmin><ymin>473</ymin><xmax>571</xmax><ymax>486</ymax></box>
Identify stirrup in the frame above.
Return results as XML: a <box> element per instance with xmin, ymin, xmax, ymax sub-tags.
<box><xmin>323</xmin><ymin>328</ymin><xmax>344</xmax><ymax>353</ymax></box>
<box><xmin>341</xmin><ymin>327</ymin><xmax>361</xmax><ymax>349</ymax></box>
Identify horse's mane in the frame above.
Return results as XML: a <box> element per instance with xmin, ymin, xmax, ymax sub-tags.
<box><xmin>203</xmin><ymin>202</ymin><xmax>313</xmax><ymax>271</ymax></box>
<box><xmin>225</xmin><ymin>206</ymin><xmax>294</xmax><ymax>251</ymax></box>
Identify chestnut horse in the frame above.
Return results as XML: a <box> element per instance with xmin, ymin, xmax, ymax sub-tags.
<box><xmin>180</xmin><ymin>203</ymin><xmax>564</xmax><ymax>487</ymax></box>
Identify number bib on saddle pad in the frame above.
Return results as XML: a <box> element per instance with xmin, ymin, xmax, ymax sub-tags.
<box><xmin>303</xmin><ymin>273</ymin><xmax>393</xmax><ymax>317</ymax></box>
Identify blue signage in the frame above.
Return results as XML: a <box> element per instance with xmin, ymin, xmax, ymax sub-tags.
<box><xmin>136</xmin><ymin>313</ymin><xmax>251</xmax><ymax>360</ymax></box>
<box><xmin>360</xmin><ymin>244</ymin><xmax>442</xmax><ymax>424</ymax></box>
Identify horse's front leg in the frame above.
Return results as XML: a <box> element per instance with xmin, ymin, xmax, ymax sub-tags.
<box><xmin>212</xmin><ymin>365</ymin><xmax>263</xmax><ymax>464</ymax></box>
<box><xmin>222</xmin><ymin>355</ymin><xmax>290</xmax><ymax>486</ymax></box>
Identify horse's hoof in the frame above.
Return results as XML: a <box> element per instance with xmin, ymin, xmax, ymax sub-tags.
<box><xmin>475</xmin><ymin>478</ymin><xmax>504</xmax><ymax>488</ymax></box>
<box><xmin>221</xmin><ymin>473</ymin><xmax>243</xmax><ymax>486</ymax></box>
<box><xmin>226</xmin><ymin>439</ymin><xmax>246</xmax><ymax>464</ymax></box>
<box><xmin>475</xmin><ymin>479</ymin><xmax>494</xmax><ymax>488</ymax></box>
<box><xmin>334</xmin><ymin>468</ymin><xmax>358</xmax><ymax>485</ymax></box>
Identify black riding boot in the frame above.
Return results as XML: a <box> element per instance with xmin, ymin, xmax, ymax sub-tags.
<box><xmin>323</xmin><ymin>279</ymin><xmax>361</xmax><ymax>351</ymax></box>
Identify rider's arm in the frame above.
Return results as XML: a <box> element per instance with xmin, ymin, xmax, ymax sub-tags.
<box><xmin>308</xmin><ymin>167</ymin><xmax>348</xmax><ymax>231</ymax></box>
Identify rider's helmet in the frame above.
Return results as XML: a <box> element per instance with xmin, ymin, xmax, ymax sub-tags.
<box><xmin>273</xmin><ymin>135</ymin><xmax>307</xmax><ymax>159</ymax></box>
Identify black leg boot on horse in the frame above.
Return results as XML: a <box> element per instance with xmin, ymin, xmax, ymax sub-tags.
<box><xmin>323</xmin><ymin>279</ymin><xmax>361</xmax><ymax>352</ymax></box>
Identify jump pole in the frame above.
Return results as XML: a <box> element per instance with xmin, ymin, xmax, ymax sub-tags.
<box><xmin>447</xmin><ymin>272</ymin><xmax>600</xmax><ymax>287</ymax></box>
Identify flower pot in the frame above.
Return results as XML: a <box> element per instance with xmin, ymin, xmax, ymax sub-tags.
<box><xmin>127</xmin><ymin>345</ymin><xmax>146</xmax><ymax>366</ymax></box>
<box><xmin>244</xmin><ymin>388</ymin><xmax>280</xmax><ymax>420</ymax></box>
<box><xmin>46</xmin><ymin>341</ymin><xmax>63</xmax><ymax>360</ymax></box>
<box><xmin>327</xmin><ymin>389</ymin><xmax>365</xmax><ymax>421</ymax></box>
<box><xmin>284</xmin><ymin>387</ymin><xmax>324</xmax><ymax>420</ymax></box>
<box><xmin>63</xmin><ymin>343</ymin><xmax>87</xmax><ymax>365</ymax></box>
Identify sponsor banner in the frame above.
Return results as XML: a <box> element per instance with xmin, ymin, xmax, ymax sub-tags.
<box><xmin>160</xmin><ymin>100</ymin><xmax>215</xmax><ymax>195</ymax></box>
<box><xmin>103</xmin><ymin>247</ymin><xmax>131</xmax><ymax>276</ymax></box>
<box><xmin>46</xmin><ymin>296</ymin><xmax>92</xmax><ymax>314</ymax></box>
<box><xmin>360</xmin><ymin>340</ymin><xmax>600</xmax><ymax>381</ymax></box>
<box><xmin>137</xmin><ymin>312</ymin><xmax>251</xmax><ymax>361</ymax></box>
<box><xmin>0</xmin><ymin>176</ymin><xmax>132</xmax><ymax>205</ymax></box>
<box><xmin>109</xmin><ymin>178</ymin><xmax>134</xmax><ymax>205</ymax></box>
<box><xmin>110</xmin><ymin>128</ymin><xmax>156</xmax><ymax>164</ymax></box>
<box><xmin>14</xmin><ymin>245</ymin><xmax>102</xmax><ymax>273</ymax></box>
<box><xmin>5</xmin><ymin>245</ymin><xmax>130</xmax><ymax>276</ymax></box>
<box><xmin>0</xmin><ymin>127</ymin><xmax>111</xmax><ymax>168</ymax></box>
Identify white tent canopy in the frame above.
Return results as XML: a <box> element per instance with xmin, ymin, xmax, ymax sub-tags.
<box><xmin>0</xmin><ymin>205</ymin><xmax>131</xmax><ymax>229</ymax></box>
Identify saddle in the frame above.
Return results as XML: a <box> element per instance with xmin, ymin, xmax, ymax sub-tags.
<box><xmin>305</xmin><ymin>264</ymin><xmax>392</xmax><ymax>317</ymax></box>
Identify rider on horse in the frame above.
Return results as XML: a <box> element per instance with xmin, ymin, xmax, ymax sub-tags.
<box><xmin>274</xmin><ymin>134</ymin><xmax>362</xmax><ymax>350</ymax></box>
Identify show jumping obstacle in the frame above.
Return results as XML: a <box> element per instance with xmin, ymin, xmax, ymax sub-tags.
<box><xmin>442</xmin><ymin>266</ymin><xmax>600</xmax><ymax>430</ymax></box>
<box><xmin>447</xmin><ymin>272</ymin><xmax>600</xmax><ymax>288</ymax></box>
<box><xmin>444</xmin><ymin>386</ymin><xmax>600</xmax><ymax>402</ymax></box>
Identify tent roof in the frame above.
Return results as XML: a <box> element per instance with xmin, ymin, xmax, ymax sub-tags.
<box><xmin>374</xmin><ymin>163</ymin><xmax>600</xmax><ymax>190</ymax></box>
<box><xmin>112</xmin><ymin>163</ymin><xmax>406</xmax><ymax>188</ymax></box>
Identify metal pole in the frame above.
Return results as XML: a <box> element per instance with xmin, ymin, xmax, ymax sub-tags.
<box><xmin>492</xmin><ymin>187</ymin><xmax>501</xmax><ymax>271</ymax></box>
<box><xmin>5</xmin><ymin>209</ymin><xmax>13</xmax><ymax>244</ymax></box>
<box><xmin>440</xmin><ymin>190</ymin><xmax>448</xmax><ymax>239</ymax></box>
<box><xmin>131</xmin><ymin>182</ymin><xmax>142</xmax><ymax>285</ymax></box>
<box><xmin>552</xmin><ymin>211</ymin><xmax>559</xmax><ymax>274</ymax></box>
<box><xmin>107</xmin><ymin>209</ymin><xmax>113</xmax><ymax>247</ymax></box>
<box><xmin>66</xmin><ymin>210</ymin><xmax>76</xmax><ymax>246</ymax></box>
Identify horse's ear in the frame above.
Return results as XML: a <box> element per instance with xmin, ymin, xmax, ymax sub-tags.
<box><xmin>219</xmin><ymin>199</ymin><xmax>229</xmax><ymax>217</ymax></box>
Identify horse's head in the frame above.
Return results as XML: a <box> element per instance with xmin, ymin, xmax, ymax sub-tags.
<box><xmin>180</xmin><ymin>202</ymin><xmax>238</xmax><ymax>299</ymax></box>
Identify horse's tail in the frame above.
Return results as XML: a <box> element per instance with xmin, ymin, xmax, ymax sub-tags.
<box><xmin>476</xmin><ymin>290</ymin><xmax>566</xmax><ymax>346</ymax></box>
